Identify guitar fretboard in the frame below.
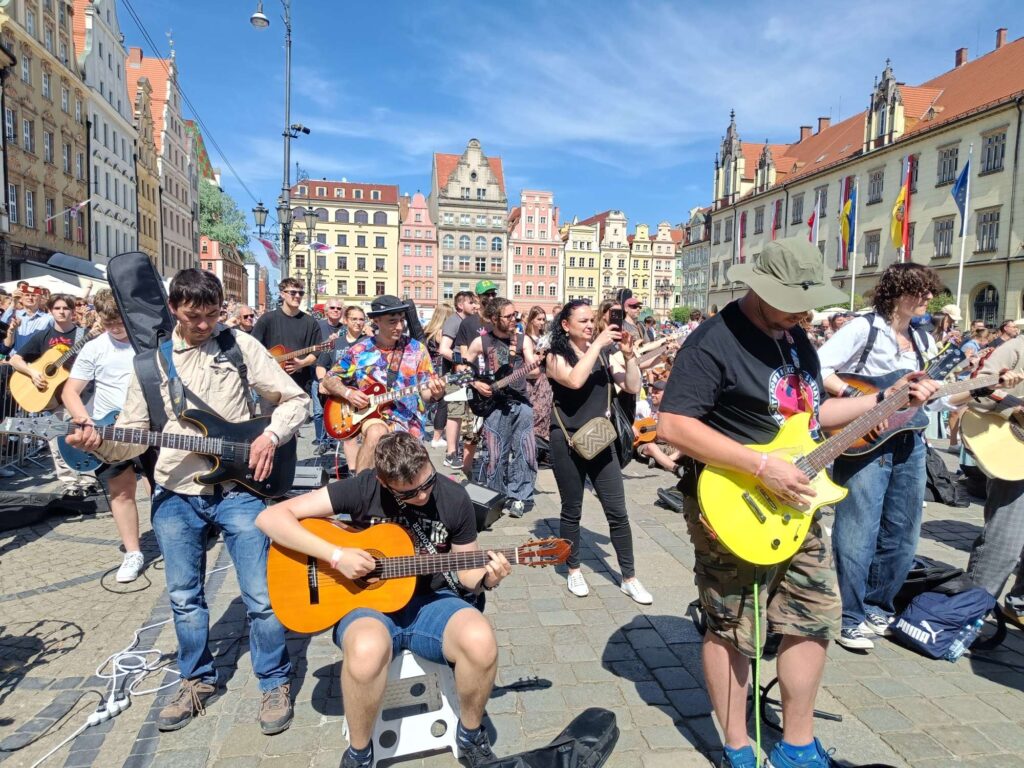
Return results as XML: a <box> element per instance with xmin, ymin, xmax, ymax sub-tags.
<box><xmin>52</xmin><ymin>331</ymin><xmax>98</xmax><ymax>370</ymax></box>
<box><xmin>493</xmin><ymin>358</ymin><xmax>543</xmax><ymax>391</ymax></box>
<box><xmin>375</xmin><ymin>546</ymin><xmax>522</xmax><ymax>580</ymax></box>
<box><xmin>86</xmin><ymin>425</ymin><xmax>251</xmax><ymax>461</ymax></box>
<box><xmin>274</xmin><ymin>340</ymin><xmax>334</xmax><ymax>362</ymax></box>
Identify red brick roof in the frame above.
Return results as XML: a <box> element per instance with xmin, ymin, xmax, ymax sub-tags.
<box><xmin>292</xmin><ymin>180</ymin><xmax>399</xmax><ymax>205</ymax></box>
<box><xmin>126</xmin><ymin>47</ymin><xmax>172</xmax><ymax>155</ymax></box>
<box><xmin>434</xmin><ymin>152</ymin><xmax>505</xmax><ymax>195</ymax></box>
<box><xmin>72</xmin><ymin>0</ymin><xmax>89</xmax><ymax>66</ymax></box>
<box><xmin>740</xmin><ymin>142</ymin><xmax>793</xmax><ymax>181</ymax></box>
<box><xmin>578</xmin><ymin>210</ymin><xmax>612</xmax><ymax>240</ymax></box>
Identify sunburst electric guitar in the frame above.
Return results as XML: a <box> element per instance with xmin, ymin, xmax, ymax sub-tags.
<box><xmin>697</xmin><ymin>348</ymin><xmax>965</xmax><ymax>565</ymax></box>
<box><xmin>267</xmin><ymin>520</ymin><xmax>570</xmax><ymax>633</ymax></box>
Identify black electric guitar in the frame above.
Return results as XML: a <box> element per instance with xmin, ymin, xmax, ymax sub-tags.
<box><xmin>0</xmin><ymin>410</ymin><xmax>298</xmax><ymax>498</ymax></box>
<box><xmin>469</xmin><ymin>335</ymin><xmax>550</xmax><ymax>418</ymax></box>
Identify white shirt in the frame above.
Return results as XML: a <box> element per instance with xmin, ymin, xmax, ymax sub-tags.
<box><xmin>69</xmin><ymin>333</ymin><xmax>135</xmax><ymax>419</ymax></box>
<box><xmin>818</xmin><ymin>313</ymin><xmax>936</xmax><ymax>380</ymax></box>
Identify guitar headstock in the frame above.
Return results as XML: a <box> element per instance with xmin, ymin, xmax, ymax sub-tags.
<box><xmin>926</xmin><ymin>345</ymin><xmax>966</xmax><ymax>380</ymax></box>
<box><xmin>450</xmin><ymin>370</ymin><xmax>476</xmax><ymax>387</ymax></box>
<box><xmin>517</xmin><ymin>537</ymin><xmax>571</xmax><ymax>567</ymax></box>
<box><xmin>0</xmin><ymin>414</ymin><xmax>67</xmax><ymax>440</ymax></box>
<box><xmin>534</xmin><ymin>333</ymin><xmax>553</xmax><ymax>355</ymax></box>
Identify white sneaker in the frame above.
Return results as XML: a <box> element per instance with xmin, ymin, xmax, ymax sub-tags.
<box><xmin>431</xmin><ymin>438</ymin><xmax>447</xmax><ymax>449</ymax></box>
<box><xmin>566</xmin><ymin>571</ymin><xmax>589</xmax><ymax>597</ymax></box>
<box><xmin>620</xmin><ymin>578</ymin><xmax>653</xmax><ymax>605</ymax></box>
<box><xmin>116</xmin><ymin>552</ymin><xmax>145</xmax><ymax>583</ymax></box>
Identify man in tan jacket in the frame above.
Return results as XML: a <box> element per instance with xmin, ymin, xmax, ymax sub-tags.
<box><xmin>67</xmin><ymin>269</ymin><xmax>309</xmax><ymax>735</ymax></box>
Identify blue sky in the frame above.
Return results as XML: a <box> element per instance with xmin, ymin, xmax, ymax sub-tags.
<box><xmin>126</xmin><ymin>0</ymin><xmax>1024</xmax><ymax>273</ymax></box>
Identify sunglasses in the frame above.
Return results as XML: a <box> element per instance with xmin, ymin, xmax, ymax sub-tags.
<box><xmin>388</xmin><ymin>470</ymin><xmax>437</xmax><ymax>501</ymax></box>
<box><xmin>499</xmin><ymin>312</ymin><xmax>517</xmax><ymax>320</ymax></box>
<box><xmin>626</xmin><ymin>303</ymin><xmax>641</xmax><ymax>309</ymax></box>
<box><xmin>326</xmin><ymin>306</ymin><xmax>342</xmax><ymax>310</ymax></box>
<box><xmin>241</xmin><ymin>314</ymin><xmax>255</xmax><ymax>320</ymax></box>
<box><xmin>284</xmin><ymin>290</ymin><xmax>305</xmax><ymax>297</ymax></box>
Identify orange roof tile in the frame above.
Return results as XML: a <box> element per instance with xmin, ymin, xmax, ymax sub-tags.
<box><xmin>291</xmin><ymin>180</ymin><xmax>399</xmax><ymax>205</ymax></box>
<box><xmin>578</xmin><ymin>210</ymin><xmax>612</xmax><ymax>240</ymax></box>
<box><xmin>740</xmin><ymin>142</ymin><xmax>793</xmax><ymax>181</ymax></box>
<box><xmin>72</xmin><ymin>0</ymin><xmax>89</xmax><ymax>67</ymax></box>
<box><xmin>433</xmin><ymin>152</ymin><xmax>505</xmax><ymax>195</ymax></box>
<box><xmin>126</xmin><ymin>47</ymin><xmax>172</xmax><ymax>156</ymax></box>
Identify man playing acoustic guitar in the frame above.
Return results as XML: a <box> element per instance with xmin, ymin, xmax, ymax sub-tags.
<box><xmin>320</xmin><ymin>295</ymin><xmax>445</xmax><ymax>472</ymax></box>
<box><xmin>657</xmin><ymin>238</ymin><xmax>937</xmax><ymax>768</ymax></box>
<box><xmin>255</xmin><ymin>431</ymin><xmax>512</xmax><ymax>768</ymax></box>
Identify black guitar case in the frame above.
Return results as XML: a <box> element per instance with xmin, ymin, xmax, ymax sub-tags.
<box><xmin>478</xmin><ymin>708</ymin><xmax>617</xmax><ymax>768</ymax></box>
<box><xmin>105</xmin><ymin>251</ymin><xmax>175</xmax><ymax>353</ymax></box>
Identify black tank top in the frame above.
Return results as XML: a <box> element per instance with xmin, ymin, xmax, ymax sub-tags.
<box><xmin>549</xmin><ymin>355</ymin><xmax>611</xmax><ymax>432</ymax></box>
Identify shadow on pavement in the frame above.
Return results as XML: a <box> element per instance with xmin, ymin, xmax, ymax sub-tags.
<box><xmin>919</xmin><ymin>519</ymin><xmax>981</xmax><ymax>552</ymax></box>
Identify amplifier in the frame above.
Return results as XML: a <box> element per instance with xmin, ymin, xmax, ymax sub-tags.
<box><xmin>290</xmin><ymin>464</ymin><xmax>328</xmax><ymax>494</ymax></box>
<box><xmin>463</xmin><ymin>482</ymin><xmax>505</xmax><ymax>532</ymax></box>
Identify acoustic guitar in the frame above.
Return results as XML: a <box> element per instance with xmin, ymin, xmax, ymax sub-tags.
<box><xmin>323</xmin><ymin>370</ymin><xmax>474</xmax><ymax>440</ymax></box>
<box><xmin>10</xmin><ymin>330</ymin><xmax>99</xmax><ymax>412</ymax></box>
<box><xmin>267</xmin><ymin>520</ymin><xmax>571</xmax><ymax>633</ymax></box>
<box><xmin>961</xmin><ymin>391</ymin><xmax>1024</xmax><ymax>481</ymax></box>
<box><xmin>269</xmin><ymin>339</ymin><xmax>337</xmax><ymax>370</ymax></box>
<box><xmin>698</xmin><ymin>355</ymin><xmax>966</xmax><ymax>565</ymax></box>
<box><xmin>632</xmin><ymin>417</ymin><xmax>658</xmax><ymax>447</ymax></box>
<box><xmin>1</xmin><ymin>409</ymin><xmax>297</xmax><ymax>498</ymax></box>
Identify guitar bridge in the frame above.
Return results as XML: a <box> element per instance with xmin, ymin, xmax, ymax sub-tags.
<box><xmin>306</xmin><ymin>556</ymin><xmax>320</xmax><ymax>605</ymax></box>
<box><xmin>741</xmin><ymin>492</ymin><xmax>767</xmax><ymax>524</ymax></box>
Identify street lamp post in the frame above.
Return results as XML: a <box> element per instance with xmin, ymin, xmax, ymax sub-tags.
<box><xmin>303</xmin><ymin>206</ymin><xmax>318</xmax><ymax>312</ymax></box>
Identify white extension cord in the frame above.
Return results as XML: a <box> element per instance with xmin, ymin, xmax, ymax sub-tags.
<box><xmin>29</xmin><ymin>563</ymin><xmax>235</xmax><ymax>768</ymax></box>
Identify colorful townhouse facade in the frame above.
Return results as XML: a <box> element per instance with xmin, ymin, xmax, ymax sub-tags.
<box><xmin>397</xmin><ymin>191</ymin><xmax>437</xmax><ymax>309</ymax></box>
<box><xmin>507</xmin><ymin>189</ymin><xmax>561</xmax><ymax>313</ymax></box>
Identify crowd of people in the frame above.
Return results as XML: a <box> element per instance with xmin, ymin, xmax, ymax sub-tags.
<box><xmin>6</xmin><ymin>239</ymin><xmax>1019</xmax><ymax>768</ymax></box>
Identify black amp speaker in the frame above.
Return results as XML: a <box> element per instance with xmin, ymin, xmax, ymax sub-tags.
<box><xmin>464</xmin><ymin>482</ymin><xmax>505</xmax><ymax>531</ymax></box>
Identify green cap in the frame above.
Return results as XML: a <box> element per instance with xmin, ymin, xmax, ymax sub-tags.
<box><xmin>475</xmin><ymin>279</ymin><xmax>498</xmax><ymax>295</ymax></box>
<box><xmin>727</xmin><ymin>236</ymin><xmax>846</xmax><ymax>313</ymax></box>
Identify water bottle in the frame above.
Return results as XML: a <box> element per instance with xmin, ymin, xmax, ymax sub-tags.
<box><xmin>944</xmin><ymin>618</ymin><xmax>985</xmax><ymax>662</ymax></box>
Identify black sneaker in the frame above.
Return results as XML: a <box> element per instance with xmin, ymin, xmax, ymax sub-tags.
<box><xmin>458</xmin><ymin>725</ymin><xmax>495</xmax><ymax>767</ymax></box>
<box><xmin>444</xmin><ymin>452</ymin><xmax>464</xmax><ymax>470</ymax></box>
<box><xmin>341</xmin><ymin>745</ymin><xmax>374</xmax><ymax>768</ymax></box>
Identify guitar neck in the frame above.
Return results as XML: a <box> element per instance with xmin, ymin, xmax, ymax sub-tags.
<box><xmin>376</xmin><ymin>546</ymin><xmax>523</xmax><ymax>580</ymax></box>
<box><xmin>936</xmin><ymin>373</ymin><xmax>1003</xmax><ymax>399</ymax></box>
<box><xmin>368</xmin><ymin>372</ymin><xmax>459</xmax><ymax>407</ymax></box>
<box><xmin>803</xmin><ymin>386</ymin><xmax>913</xmax><ymax>472</ymax></box>
<box><xmin>276</xmin><ymin>341</ymin><xmax>331</xmax><ymax>361</ymax></box>
<box><xmin>54</xmin><ymin>332</ymin><xmax>94</xmax><ymax>368</ymax></box>
<box><xmin>89</xmin><ymin>424</ymin><xmax>249</xmax><ymax>460</ymax></box>
<box><xmin>494</xmin><ymin>359</ymin><xmax>542</xmax><ymax>390</ymax></box>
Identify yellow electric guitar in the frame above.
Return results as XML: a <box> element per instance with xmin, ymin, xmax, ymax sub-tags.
<box><xmin>698</xmin><ymin>383</ymin><xmax>923</xmax><ymax>565</ymax></box>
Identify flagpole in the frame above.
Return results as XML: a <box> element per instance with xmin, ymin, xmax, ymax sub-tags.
<box><xmin>954</xmin><ymin>143</ymin><xmax>974</xmax><ymax>317</ymax></box>
<box><xmin>849</xmin><ymin>176</ymin><xmax>859</xmax><ymax>311</ymax></box>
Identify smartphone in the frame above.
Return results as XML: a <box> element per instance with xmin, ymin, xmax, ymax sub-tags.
<box><xmin>609</xmin><ymin>308</ymin><xmax>624</xmax><ymax>329</ymax></box>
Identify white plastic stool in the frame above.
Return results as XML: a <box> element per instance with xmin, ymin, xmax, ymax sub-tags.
<box><xmin>343</xmin><ymin>650</ymin><xmax>462</xmax><ymax>765</ymax></box>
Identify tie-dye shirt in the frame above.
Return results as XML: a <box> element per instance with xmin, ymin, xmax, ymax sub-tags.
<box><xmin>329</xmin><ymin>336</ymin><xmax>434</xmax><ymax>436</ymax></box>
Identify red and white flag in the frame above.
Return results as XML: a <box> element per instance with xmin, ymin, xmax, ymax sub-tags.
<box><xmin>807</xmin><ymin>193</ymin><xmax>820</xmax><ymax>244</ymax></box>
<box><xmin>257</xmin><ymin>237</ymin><xmax>280</xmax><ymax>266</ymax></box>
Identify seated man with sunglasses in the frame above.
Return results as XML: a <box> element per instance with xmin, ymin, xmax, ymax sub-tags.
<box><xmin>256</xmin><ymin>431</ymin><xmax>511</xmax><ymax>768</ymax></box>
<box><xmin>251</xmin><ymin>277</ymin><xmax>322</xmax><ymax>398</ymax></box>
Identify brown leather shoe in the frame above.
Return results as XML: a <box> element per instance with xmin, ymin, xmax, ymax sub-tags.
<box><xmin>259</xmin><ymin>683</ymin><xmax>293</xmax><ymax>735</ymax></box>
<box><xmin>156</xmin><ymin>679</ymin><xmax>217</xmax><ymax>731</ymax></box>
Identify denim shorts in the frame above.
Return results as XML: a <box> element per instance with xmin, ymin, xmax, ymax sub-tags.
<box><xmin>331</xmin><ymin>589</ymin><xmax>477</xmax><ymax>664</ymax></box>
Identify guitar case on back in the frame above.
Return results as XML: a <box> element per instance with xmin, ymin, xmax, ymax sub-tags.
<box><xmin>106</xmin><ymin>251</ymin><xmax>175</xmax><ymax>353</ymax></box>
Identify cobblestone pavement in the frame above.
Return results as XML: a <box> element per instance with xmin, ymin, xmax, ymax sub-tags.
<box><xmin>1</xmin><ymin>433</ymin><xmax>1023</xmax><ymax>768</ymax></box>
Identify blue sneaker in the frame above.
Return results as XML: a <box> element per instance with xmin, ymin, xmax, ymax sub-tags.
<box><xmin>766</xmin><ymin>739</ymin><xmax>838</xmax><ymax>768</ymax></box>
<box><xmin>719</xmin><ymin>744</ymin><xmax>757</xmax><ymax>768</ymax></box>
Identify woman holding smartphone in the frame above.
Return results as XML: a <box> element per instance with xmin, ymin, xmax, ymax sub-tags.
<box><xmin>545</xmin><ymin>300</ymin><xmax>652</xmax><ymax>604</ymax></box>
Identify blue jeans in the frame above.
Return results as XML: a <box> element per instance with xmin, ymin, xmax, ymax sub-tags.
<box><xmin>831</xmin><ymin>432</ymin><xmax>927</xmax><ymax>630</ymax></box>
<box><xmin>331</xmin><ymin>590</ymin><xmax>477</xmax><ymax>664</ymax></box>
<box><xmin>480</xmin><ymin>400</ymin><xmax>537</xmax><ymax>502</ymax></box>
<box><xmin>311</xmin><ymin>380</ymin><xmax>326</xmax><ymax>445</ymax></box>
<box><xmin>151</xmin><ymin>486</ymin><xmax>291</xmax><ymax>692</ymax></box>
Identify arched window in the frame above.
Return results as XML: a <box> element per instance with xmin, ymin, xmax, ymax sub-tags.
<box><xmin>372</xmin><ymin>211</ymin><xmax>387</xmax><ymax>225</ymax></box>
<box><xmin>491</xmin><ymin>236</ymin><xmax>502</xmax><ymax>251</ymax></box>
<box><xmin>334</xmin><ymin>209</ymin><xmax>349</xmax><ymax>223</ymax></box>
<box><xmin>354</xmin><ymin>210</ymin><xmax>368</xmax><ymax>224</ymax></box>
<box><xmin>459</xmin><ymin>235</ymin><xmax>470</xmax><ymax>250</ymax></box>
<box><xmin>316</xmin><ymin>207</ymin><xmax>329</xmax><ymax>222</ymax></box>
<box><xmin>443</xmin><ymin>234</ymin><xmax>454</xmax><ymax>249</ymax></box>
<box><xmin>291</xmin><ymin>206</ymin><xmax>305</xmax><ymax>221</ymax></box>
<box><xmin>475</xmin><ymin>236</ymin><xmax>486</xmax><ymax>251</ymax></box>
<box><xmin>973</xmin><ymin>283</ymin><xmax>999</xmax><ymax>326</ymax></box>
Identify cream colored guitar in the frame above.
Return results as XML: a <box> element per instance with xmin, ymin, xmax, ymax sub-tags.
<box><xmin>961</xmin><ymin>395</ymin><xmax>1024</xmax><ymax>481</ymax></box>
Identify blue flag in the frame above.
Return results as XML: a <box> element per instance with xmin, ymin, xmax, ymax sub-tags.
<box><xmin>951</xmin><ymin>160</ymin><xmax>970</xmax><ymax>236</ymax></box>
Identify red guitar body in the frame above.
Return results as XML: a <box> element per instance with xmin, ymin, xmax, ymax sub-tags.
<box><xmin>323</xmin><ymin>380</ymin><xmax>389</xmax><ymax>440</ymax></box>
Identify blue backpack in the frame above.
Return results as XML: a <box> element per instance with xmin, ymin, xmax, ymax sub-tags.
<box><xmin>891</xmin><ymin>587</ymin><xmax>995</xmax><ymax>659</ymax></box>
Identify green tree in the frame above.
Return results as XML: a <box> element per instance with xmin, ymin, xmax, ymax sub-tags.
<box><xmin>928</xmin><ymin>291</ymin><xmax>954</xmax><ymax>314</ymax></box>
<box><xmin>199</xmin><ymin>182</ymin><xmax>248</xmax><ymax>250</ymax></box>
<box><xmin>670</xmin><ymin>305</ymin><xmax>693</xmax><ymax>323</ymax></box>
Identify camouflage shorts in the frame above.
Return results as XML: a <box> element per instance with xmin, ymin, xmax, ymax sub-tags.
<box><xmin>682</xmin><ymin>495</ymin><xmax>841</xmax><ymax>658</ymax></box>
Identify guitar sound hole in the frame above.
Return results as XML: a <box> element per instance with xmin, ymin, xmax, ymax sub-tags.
<box><xmin>354</xmin><ymin>548</ymin><xmax>387</xmax><ymax>590</ymax></box>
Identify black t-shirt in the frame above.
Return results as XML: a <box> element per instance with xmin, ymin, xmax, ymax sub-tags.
<box><xmin>325</xmin><ymin>470</ymin><xmax>477</xmax><ymax>596</ymax></box>
<box><xmin>19</xmin><ymin>325</ymin><xmax>80</xmax><ymax>366</ymax></box>
<box><xmin>251</xmin><ymin>308</ymin><xmax>322</xmax><ymax>389</ymax></box>
<box><xmin>481</xmin><ymin>332</ymin><xmax>527</xmax><ymax>398</ymax></box>
<box><xmin>318</xmin><ymin>318</ymin><xmax>343</xmax><ymax>342</ymax></box>
<box><xmin>549</xmin><ymin>356</ymin><xmax>612</xmax><ymax>432</ymax></box>
<box><xmin>455</xmin><ymin>314</ymin><xmax>491</xmax><ymax>353</ymax></box>
<box><xmin>660</xmin><ymin>300</ymin><xmax>825</xmax><ymax>446</ymax></box>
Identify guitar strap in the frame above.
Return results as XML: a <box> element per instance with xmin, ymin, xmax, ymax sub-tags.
<box><xmin>385</xmin><ymin>337</ymin><xmax>407</xmax><ymax>390</ymax></box>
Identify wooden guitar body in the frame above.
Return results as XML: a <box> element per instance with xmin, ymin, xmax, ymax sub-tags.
<box><xmin>961</xmin><ymin>410</ymin><xmax>1024</xmax><ymax>481</ymax></box>
<box><xmin>9</xmin><ymin>346</ymin><xmax>70</xmax><ymax>412</ymax></box>
<box><xmin>633</xmin><ymin>417</ymin><xmax>658</xmax><ymax>447</ymax></box>
<box><xmin>832</xmin><ymin>369</ymin><xmax>926</xmax><ymax>456</ymax></box>
<box><xmin>698</xmin><ymin>412</ymin><xmax>848</xmax><ymax>565</ymax></box>
<box><xmin>268</xmin><ymin>520</ymin><xmax>417</xmax><ymax>634</ymax></box>
<box><xmin>183</xmin><ymin>408</ymin><xmax>298</xmax><ymax>498</ymax></box>
<box><xmin>323</xmin><ymin>380</ymin><xmax>388</xmax><ymax>439</ymax></box>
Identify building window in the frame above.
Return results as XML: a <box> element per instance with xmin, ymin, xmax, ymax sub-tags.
<box><xmin>867</xmin><ymin>169</ymin><xmax>884</xmax><ymax>204</ymax></box>
<box><xmin>356</xmin><ymin>280</ymin><xmax>366</xmax><ymax>295</ymax></box>
<box><xmin>476</xmin><ymin>188</ymin><xmax>486</xmax><ymax>199</ymax></box>
<box><xmin>549</xmin><ymin>285</ymin><xmax>557</xmax><ymax>296</ymax></box>
<box><xmin>41</xmin><ymin>72</ymin><xmax>50</xmax><ymax>100</ymax></box>
<box><xmin>712</xmin><ymin>221</ymin><xmax>721</xmax><ymax>244</ymax></box>
<box><xmin>973</xmin><ymin>284</ymin><xmax>999</xmax><ymax>326</ymax></box>
<box><xmin>336</xmin><ymin>255</ymin><xmax>347</xmax><ymax>270</ymax></box>
<box><xmin>375</xmin><ymin>258</ymin><xmax>385</xmax><ymax>272</ymax></box>
<box><xmin>443</xmin><ymin>282</ymin><xmax>454</xmax><ymax>299</ymax></box>
<box><xmin>354</xmin><ymin>210</ymin><xmax>368</xmax><ymax>224</ymax></box>
<box><xmin>753</xmin><ymin>206</ymin><xmax>764</xmax><ymax>234</ymax></box>
<box><xmin>865</xmin><ymin>230</ymin><xmax>881</xmax><ymax>266</ymax></box>
<box><xmin>22</xmin><ymin>119</ymin><xmax>34</xmax><ymax>153</ymax></box>
<box><xmin>337</xmin><ymin>279</ymin><xmax>347</xmax><ymax>294</ymax></box>
<box><xmin>442</xmin><ymin>234</ymin><xmax>454</xmax><ymax>249</ymax></box>
<box><xmin>356</xmin><ymin>256</ymin><xmax>367</xmax><ymax>271</ymax></box>
<box><xmin>26</xmin><ymin>9</ymin><xmax>35</xmax><ymax>35</ymax></box>
<box><xmin>490</xmin><ymin>256</ymin><xmax>502</xmax><ymax>272</ymax></box>
<box><xmin>981</xmin><ymin>131</ymin><xmax>1006</xmax><ymax>174</ymax></box>
<box><xmin>335</xmin><ymin>209</ymin><xmax>349</xmax><ymax>223</ymax></box>
<box><xmin>933</xmin><ymin>217</ymin><xmax>954</xmax><ymax>258</ymax></box>
<box><xmin>475</xmin><ymin>256</ymin><xmax>486</xmax><ymax>273</ymax></box>
<box><xmin>475</xmin><ymin>235</ymin><xmax>486</xmax><ymax>251</ymax></box>
<box><xmin>491</xmin><ymin>236</ymin><xmax>502</xmax><ymax>251</ymax></box>
<box><xmin>375</xmin><ymin>235</ymin><xmax>385</xmax><ymax>248</ymax></box>
<box><xmin>551</xmin><ymin>265</ymin><xmax>557</xmax><ymax>276</ymax></box>
<box><xmin>937</xmin><ymin>144</ymin><xmax>959</xmax><ymax>185</ymax></box>
<box><xmin>62</xmin><ymin>143</ymin><xmax>71</xmax><ymax>173</ymax></box>
<box><xmin>7</xmin><ymin>185</ymin><xmax>18</xmax><ymax>224</ymax></box>
<box><xmin>513</xmin><ymin>283</ymin><xmax>522</xmax><ymax>296</ymax></box>
<box><xmin>724</xmin><ymin>219</ymin><xmax>733</xmax><ymax>242</ymax></box>
<box><xmin>337</xmin><ymin>234</ymin><xmax>347</xmax><ymax>247</ymax></box>
<box><xmin>460</xmin><ymin>213</ymin><xmax>470</xmax><ymax>225</ymax></box>
<box><xmin>791</xmin><ymin>193</ymin><xmax>804</xmax><ymax>224</ymax></box>
<box><xmin>20</xmin><ymin>56</ymin><xmax>30</xmax><ymax>84</ymax></box>
<box><xmin>3</xmin><ymin>107</ymin><xmax>14</xmax><ymax>144</ymax></box>
<box><xmin>814</xmin><ymin>185</ymin><xmax>828</xmax><ymax>217</ymax></box>
<box><xmin>373</xmin><ymin>211</ymin><xmax>386</xmax><ymax>225</ymax></box>
<box><xmin>459</xmin><ymin>235</ymin><xmax>470</xmax><ymax>250</ymax></box>
<box><xmin>976</xmin><ymin>208</ymin><xmax>1000</xmax><ymax>252</ymax></box>
<box><xmin>42</xmin><ymin>131</ymin><xmax>53</xmax><ymax>163</ymax></box>
<box><xmin>375</xmin><ymin>281</ymin><xmax>385</xmax><ymax>295</ymax></box>
<box><xmin>525</xmin><ymin>283</ymin><xmax>533</xmax><ymax>296</ymax></box>
<box><xmin>45</xmin><ymin>198</ymin><xmax>54</xmax><ymax>234</ymax></box>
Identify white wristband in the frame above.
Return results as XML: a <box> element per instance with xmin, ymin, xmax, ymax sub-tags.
<box><xmin>263</xmin><ymin>429</ymin><xmax>280</xmax><ymax>447</ymax></box>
